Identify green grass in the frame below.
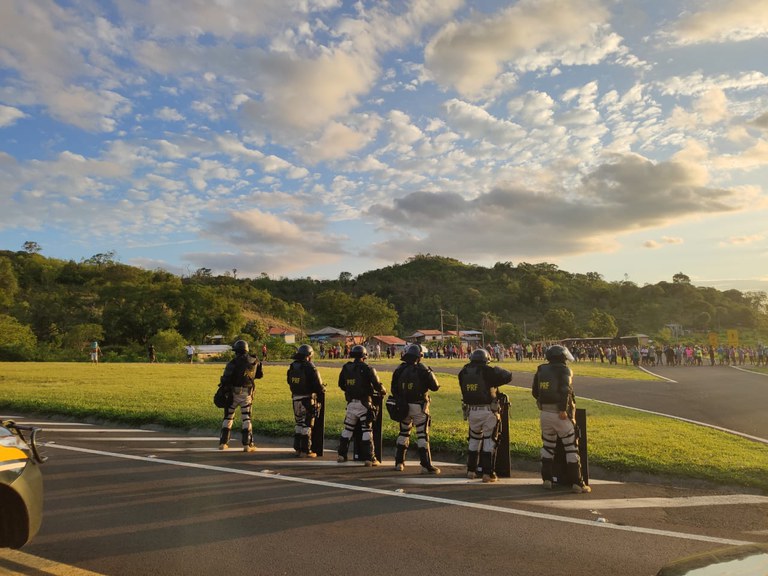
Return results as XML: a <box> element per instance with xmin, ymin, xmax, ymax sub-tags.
<box><xmin>1</xmin><ymin>362</ymin><xmax>765</xmax><ymax>492</ymax></box>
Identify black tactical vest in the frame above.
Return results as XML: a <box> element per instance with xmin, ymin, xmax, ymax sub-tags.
<box><xmin>459</xmin><ymin>364</ymin><xmax>493</xmax><ymax>404</ymax></box>
<box><xmin>287</xmin><ymin>360</ymin><xmax>311</xmax><ymax>395</ymax></box>
<box><xmin>535</xmin><ymin>363</ymin><xmax>572</xmax><ymax>404</ymax></box>
<box><xmin>340</xmin><ymin>361</ymin><xmax>372</xmax><ymax>401</ymax></box>
<box><xmin>396</xmin><ymin>363</ymin><xmax>426</xmax><ymax>403</ymax></box>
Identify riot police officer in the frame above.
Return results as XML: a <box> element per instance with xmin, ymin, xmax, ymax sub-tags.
<box><xmin>390</xmin><ymin>344</ymin><xmax>441</xmax><ymax>474</ymax></box>
<box><xmin>458</xmin><ymin>348</ymin><xmax>512</xmax><ymax>482</ymax></box>
<box><xmin>287</xmin><ymin>344</ymin><xmax>325</xmax><ymax>458</ymax></box>
<box><xmin>337</xmin><ymin>344</ymin><xmax>386</xmax><ymax>466</ymax></box>
<box><xmin>532</xmin><ymin>344</ymin><xmax>591</xmax><ymax>493</ymax></box>
<box><xmin>218</xmin><ymin>340</ymin><xmax>263</xmax><ymax>452</ymax></box>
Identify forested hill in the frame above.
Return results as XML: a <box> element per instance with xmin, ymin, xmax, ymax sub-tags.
<box><xmin>0</xmin><ymin>250</ymin><xmax>766</xmax><ymax>361</ymax></box>
<box><xmin>253</xmin><ymin>254</ymin><xmax>767</xmax><ymax>344</ymax></box>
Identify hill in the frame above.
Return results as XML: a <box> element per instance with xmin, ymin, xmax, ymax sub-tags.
<box><xmin>0</xmin><ymin>250</ymin><xmax>766</xmax><ymax>362</ymax></box>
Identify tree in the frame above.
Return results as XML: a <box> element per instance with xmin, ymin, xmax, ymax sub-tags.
<box><xmin>314</xmin><ymin>290</ymin><xmax>355</xmax><ymax>327</ymax></box>
<box><xmin>586</xmin><ymin>308</ymin><xmax>618</xmax><ymax>337</ymax></box>
<box><xmin>542</xmin><ymin>308</ymin><xmax>578</xmax><ymax>339</ymax></box>
<box><xmin>673</xmin><ymin>272</ymin><xmax>691</xmax><ymax>284</ymax></box>
<box><xmin>0</xmin><ymin>314</ymin><xmax>38</xmax><ymax>360</ymax></box>
<box><xmin>22</xmin><ymin>241</ymin><xmax>42</xmax><ymax>254</ymax></box>
<box><xmin>61</xmin><ymin>323</ymin><xmax>104</xmax><ymax>354</ymax></box>
<box><xmin>347</xmin><ymin>294</ymin><xmax>398</xmax><ymax>340</ymax></box>
<box><xmin>0</xmin><ymin>257</ymin><xmax>18</xmax><ymax>307</ymax></box>
<box><xmin>151</xmin><ymin>329</ymin><xmax>187</xmax><ymax>360</ymax></box>
<box><xmin>83</xmin><ymin>251</ymin><xmax>117</xmax><ymax>266</ymax></box>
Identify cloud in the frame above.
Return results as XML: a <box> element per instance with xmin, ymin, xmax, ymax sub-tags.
<box><xmin>424</xmin><ymin>0</ymin><xmax>620</xmax><ymax>98</ymax></box>
<box><xmin>669</xmin><ymin>0</ymin><xmax>768</xmax><ymax>45</ymax></box>
<box><xmin>720</xmin><ymin>234</ymin><xmax>765</xmax><ymax>246</ymax></box>
<box><xmin>155</xmin><ymin>107</ymin><xmax>184</xmax><ymax>122</ymax></box>
<box><xmin>643</xmin><ymin>236</ymin><xmax>683</xmax><ymax>249</ymax></box>
<box><xmin>366</xmin><ymin>153</ymin><xmax>761</xmax><ymax>262</ymax></box>
<box><xmin>0</xmin><ymin>104</ymin><xmax>25</xmax><ymax>127</ymax></box>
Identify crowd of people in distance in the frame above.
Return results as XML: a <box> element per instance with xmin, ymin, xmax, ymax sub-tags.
<box><xmin>316</xmin><ymin>339</ymin><xmax>768</xmax><ymax>369</ymax></box>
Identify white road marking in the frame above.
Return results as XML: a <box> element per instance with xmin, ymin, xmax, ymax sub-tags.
<box><xmin>47</xmin><ymin>442</ymin><xmax>757</xmax><ymax>547</ymax></box>
<box><xmin>530</xmin><ymin>495</ymin><xmax>768</xmax><ymax>509</ymax></box>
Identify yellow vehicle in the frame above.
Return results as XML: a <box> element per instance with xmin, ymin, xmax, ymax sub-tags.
<box><xmin>0</xmin><ymin>420</ymin><xmax>45</xmax><ymax>548</ymax></box>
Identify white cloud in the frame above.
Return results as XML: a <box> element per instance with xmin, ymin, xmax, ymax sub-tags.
<box><xmin>0</xmin><ymin>104</ymin><xmax>25</xmax><ymax>127</ymax></box>
<box><xmin>424</xmin><ymin>0</ymin><xmax>618</xmax><ymax>98</ymax></box>
<box><xmin>669</xmin><ymin>0</ymin><xmax>768</xmax><ymax>45</ymax></box>
<box><xmin>367</xmin><ymin>153</ymin><xmax>763</xmax><ymax>263</ymax></box>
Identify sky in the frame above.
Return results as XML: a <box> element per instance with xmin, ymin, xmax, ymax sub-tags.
<box><xmin>1</xmin><ymin>0</ymin><xmax>768</xmax><ymax>293</ymax></box>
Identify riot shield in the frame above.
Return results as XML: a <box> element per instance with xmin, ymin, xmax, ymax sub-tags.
<box><xmin>494</xmin><ymin>393</ymin><xmax>511</xmax><ymax>478</ymax></box>
<box><xmin>311</xmin><ymin>391</ymin><xmax>325</xmax><ymax>457</ymax></box>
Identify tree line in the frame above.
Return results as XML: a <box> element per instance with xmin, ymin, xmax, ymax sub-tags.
<box><xmin>1</xmin><ymin>248</ymin><xmax>765</xmax><ymax>362</ymax></box>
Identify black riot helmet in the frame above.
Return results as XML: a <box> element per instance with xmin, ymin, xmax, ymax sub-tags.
<box><xmin>350</xmin><ymin>345</ymin><xmax>367</xmax><ymax>359</ymax></box>
<box><xmin>469</xmin><ymin>348</ymin><xmax>490</xmax><ymax>363</ymax></box>
<box><xmin>402</xmin><ymin>344</ymin><xmax>423</xmax><ymax>361</ymax></box>
<box><xmin>233</xmin><ymin>340</ymin><xmax>249</xmax><ymax>355</ymax></box>
<box><xmin>296</xmin><ymin>344</ymin><xmax>314</xmax><ymax>359</ymax></box>
<box><xmin>545</xmin><ymin>344</ymin><xmax>575</xmax><ymax>363</ymax></box>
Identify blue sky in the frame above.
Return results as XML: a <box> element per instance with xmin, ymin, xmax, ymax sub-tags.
<box><xmin>1</xmin><ymin>0</ymin><xmax>767</xmax><ymax>291</ymax></box>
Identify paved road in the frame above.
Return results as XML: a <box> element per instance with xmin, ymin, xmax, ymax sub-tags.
<box><xmin>561</xmin><ymin>364</ymin><xmax>768</xmax><ymax>442</ymax></box>
<box><xmin>2</xmin><ymin>411</ymin><xmax>767</xmax><ymax>576</ymax></box>
<box><xmin>2</xmin><ymin>363</ymin><xmax>767</xmax><ymax>575</ymax></box>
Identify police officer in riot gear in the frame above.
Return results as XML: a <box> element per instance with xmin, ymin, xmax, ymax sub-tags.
<box><xmin>218</xmin><ymin>340</ymin><xmax>263</xmax><ymax>452</ymax></box>
<box><xmin>391</xmin><ymin>344</ymin><xmax>441</xmax><ymax>474</ymax></box>
<box><xmin>337</xmin><ymin>344</ymin><xmax>386</xmax><ymax>466</ymax></box>
<box><xmin>458</xmin><ymin>348</ymin><xmax>513</xmax><ymax>482</ymax></box>
<box><xmin>287</xmin><ymin>344</ymin><xmax>325</xmax><ymax>458</ymax></box>
<box><xmin>532</xmin><ymin>344</ymin><xmax>591</xmax><ymax>493</ymax></box>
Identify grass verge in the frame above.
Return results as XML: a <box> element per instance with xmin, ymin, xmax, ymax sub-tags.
<box><xmin>0</xmin><ymin>362</ymin><xmax>765</xmax><ymax>492</ymax></box>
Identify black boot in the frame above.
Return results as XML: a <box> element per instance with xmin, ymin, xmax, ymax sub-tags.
<box><xmin>394</xmin><ymin>444</ymin><xmax>407</xmax><ymax>471</ymax></box>
<box><xmin>363</xmin><ymin>440</ymin><xmax>379</xmax><ymax>467</ymax></box>
<box><xmin>418</xmin><ymin>446</ymin><xmax>440</xmax><ymax>475</ymax></box>
<box><xmin>541</xmin><ymin>457</ymin><xmax>554</xmax><ymax>489</ymax></box>
<box><xmin>293</xmin><ymin>433</ymin><xmax>302</xmax><ymax>456</ymax></box>
<box><xmin>567</xmin><ymin>461</ymin><xmax>591</xmax><ymax>493</ymax></box>
<box><xmin>480</xmin><ymin>451</ymin><xmax>496</xmax><ymax>483</ymax></box>
<box><xmin>300</xmin><ymin>435</ymin><xmax>316</xmax><ymax>458</ymax></box>
<box><xmin>218</xmin><ymin>428</ymin><xmax>231</xmax><ymax>450</ymax></box>
<box><xmin>337</xmin><ymin>437</ymin><xmax>350</xmax><ymax>463</ymax></box>
<box><xmin>466</xmin><ymin>450</ymin><xmax>479</xmax><ymax>479</ymax></box>
<box><xmin>242</xmin><ymin>429</ymin><xmax>256</xmax><ymax>452</ymax></box>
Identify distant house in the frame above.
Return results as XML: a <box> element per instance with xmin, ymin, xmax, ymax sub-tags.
<box><xmin>268</xmin><ymin>326</ymin><xmax>296</xmax><ymax>344</ymax></box>
<box><xmin>195</xmin><ymin>344</ymin><xmax>231</xmax><ymax>359</ymax></box>
<box><xmin>448</xmin><ymin>329</ymin><xmax>483</xmax><ymax>346</ymax></box>
<box><xmin>308</xmin><ymin>326</ymin><xmax>363</xmax><ymax>345</ymax></box>
<box><xmin>366</xmin><ymin>335</ymin><xmax>407</xmax><ymax>355</ymax></box>
<box><xmin>407</xmin><ymin>329</ymin><xmax>445</xmax><ymax>343</ymax></box>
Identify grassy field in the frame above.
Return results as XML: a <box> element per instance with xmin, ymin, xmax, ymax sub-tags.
<box><xmin>1</xmin><ymin>361</ymin><xmax>765</xmax><ymax>492</ymax></box>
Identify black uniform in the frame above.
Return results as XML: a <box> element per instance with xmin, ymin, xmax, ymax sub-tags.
<box><xmin>337</xmin><ymin>358</ymin><xmax>386</xmax><ymax>465</ymax></box>
<box><xmin>287</xmin><ymin>354</ymin><xmax>325</xmax><ymax>457</ymax></box>
<box><xmin>458</xmin><ymin>359</ymin><xmax>512</xmax><ymax>481</ymax></box>
<box><xmin>391</xmin><ymin>359</ymin><xmax>440</xmax><ymax>473</ymax></box>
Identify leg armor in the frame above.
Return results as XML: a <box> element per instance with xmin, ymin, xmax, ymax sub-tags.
<box><xmin>466</xmin><ymin>451</ymin><xmax>479</xmax><ymax>479</ymax></box>
<box><xmin>394</xmin><ymin>444</ymin><xmax>407</xmax><ymax>471</ymax></box>
<box><xmin>567</xmin><ymin>461</ymin><xmax>591</xmax><ymax>493</ymax></box>
<box><xmin>337</xmin><ymin>436</ymin><xmax>350</xmax><ymax>462</ymax></box>
<box><xmin>219</xmin><ymin>428</ymin><xmax>231</xmax><ymax>450</ymax></box>
<box><xmin>480</xmin><ymin>451</ymin><xmax>496</xmax><ymax>483</ymax></box>
<box><xmin>418</xmin><ymin>447</ymin><xmax>440</xmax><ymax>475</ymax></box>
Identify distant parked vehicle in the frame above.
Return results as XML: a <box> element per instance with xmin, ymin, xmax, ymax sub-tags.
<box><xmin>0</xmin><ymin>420</ymin><xmax>46</xmax><ymax>548</ymax></box>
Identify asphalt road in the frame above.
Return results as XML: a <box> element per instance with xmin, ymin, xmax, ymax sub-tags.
<box><xmin>2</xmin><ymin>363</ymin><xmax>767</xmax><ymax>576</ymax></box>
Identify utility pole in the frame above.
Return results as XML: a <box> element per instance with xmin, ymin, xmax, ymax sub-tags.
<box><xmin>439</xmin><ymin>308</ymin><xmax>445</xmax><ymax>341</ymax></box>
